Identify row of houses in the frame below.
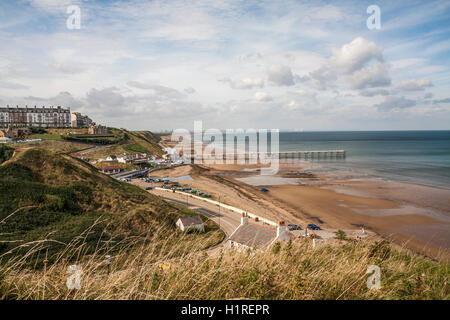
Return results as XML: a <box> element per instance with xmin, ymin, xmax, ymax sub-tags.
<box><xmin>95</xmin><ymin>153</ymin><xmax>165</xmax><ymax>165</ymax></box>
<box><xmin>0</xmin><ymin>106</ymin><xmax>71</xmax><ymax>128</ymax></box>
<box><xmin>0</xmin><ymin>105</ymin><xmax>103</xmax><ymax>130</ymax></box>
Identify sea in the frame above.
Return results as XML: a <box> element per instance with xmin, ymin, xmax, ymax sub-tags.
<box><xmin>277</xmin><ymin>131</ymin><xmax>450</xmax><ymax>188</ymax></box>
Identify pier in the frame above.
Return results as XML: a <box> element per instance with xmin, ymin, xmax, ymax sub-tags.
<box><xmin>189</xmin><ymin>150</ymin><xmax>346</xmax><ymax>161</ymax></box>
<box><xmin>277</xmin><ymin>150</ymin><xmax>346</xmax><ymax>159</ymax></box>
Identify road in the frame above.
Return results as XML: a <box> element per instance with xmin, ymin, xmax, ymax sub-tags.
<box><xmin>155</xmin><ymin>194</ymin><xmax>240</xmax><ymax>237</ymax></box>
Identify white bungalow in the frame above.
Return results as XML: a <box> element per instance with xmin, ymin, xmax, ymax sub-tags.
<box><xmin>176</xmin><ymin>216</ymin><xmax>205</xmax><ymax>233</ymax></box>
<box><xmin>228</xmin><ymin>214</ymin><xmax>291</xmax><ymax>251</ymax></box>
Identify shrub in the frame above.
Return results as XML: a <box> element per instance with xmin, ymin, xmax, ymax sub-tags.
<box><xmin>335</xmin><ymin>229</ymin><xmax>347</xmax><ymax>240</ymax></box>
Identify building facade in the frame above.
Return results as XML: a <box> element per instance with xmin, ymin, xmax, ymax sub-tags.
<box><xmin>88</xmin><ymin>124</ymin><xmax>109</xmax><ymax>135</ymax></box>
<box><xmin>71</xmin><ymin>112</ymin><xmax>93</xmax><ymax>128</ymax></box>
<box><xmin>0</xmin><ymin>105</ymin><xmax>71</xmax><ymax>128</ymax></box>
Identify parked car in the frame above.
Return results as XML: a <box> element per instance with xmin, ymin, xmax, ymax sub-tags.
<box><xmin>145</xmin><ymin>187</ymin><xmax>153</xmax><ymax>190</ymax></box>
<box><xmin>307</xmin><ymin>224</ymin><xmax>321</xmax><ymax>230</ymax></box>
<box><xmin>288</xmin><ymin>224</ymin><xmax>302</xmax><ymax>230</ymax></box>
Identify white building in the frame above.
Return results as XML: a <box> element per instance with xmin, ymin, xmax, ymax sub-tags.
<box><xmin>0</xmin><ymin>105</ymin><xmax>71</xmax><ymax>128</ymax></box>
<box><xmin>106</xmin><ymin>155</ymin><xmax>117</xmax><ymax>161</ymax></box>
<box><xmin>176</xmin><ymin>216</ymin><xmax>205</xmax><ymax>232</ymax></box>
<box><xmin>71</xmin><ymin>112</ymin><xmax>93</xmax><ymax>128</ymax></box>
<box><xmin>117</xmin><ymin>155</ymin><xmax>132</xmax><ymax>163</ymax></box>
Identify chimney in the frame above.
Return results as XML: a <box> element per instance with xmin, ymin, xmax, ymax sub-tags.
<box><xmin>276</xmin><ymin>220</ymin><xmax>290</xmax><ymax>241</ymax></box>
<box><xmin>240</xmin><ymin>212</ymin><xmax>248</xmax><ymax>226</ymax></box>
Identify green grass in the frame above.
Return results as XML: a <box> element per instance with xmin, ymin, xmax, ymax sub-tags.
<box><xmin>62</xmin><ymin>130</ymin><xmax>128</xmax><ymax>145</ymax></box>
<box><xmin>0</xmin><ymin>145</ymin><xmax>14</xmax><ymax>163</ymax></box>
<box><xmin>0</xmin><ymin>147</ymin><xmax>223</xmax><ymax>267</ymax></box>
<box><xmin>123</xmin><ymin>143</ymin><xmax>149</xmax><ymax>154</ymax></box>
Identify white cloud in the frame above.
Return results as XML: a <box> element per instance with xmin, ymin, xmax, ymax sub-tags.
<box><xmin>329</xmin><ymin>37</ymin><xmax>384</xmax><ymax>74</ymax></box>
<box><xmin>1</xmin><ymin>1</ymin><xmax>449</xmax><ymax>130</ymax></box>
<box><xmin>220</xmin><ymin>77</ymin><xmax>264</xmax><ymax>90</ymax></box>
<box><xmin>254</xmin><ymin>91</ymin><xmax>273</xmax><ymax>102</ymax></box>
<box><xmin>26</xmin><ymin>0</ymin><xmax>81</xmax><ymax>13</ymax></box>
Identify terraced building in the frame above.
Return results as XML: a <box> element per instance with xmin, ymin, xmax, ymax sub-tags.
<box><xmin>0</xmin><ymin>105</ymin><xmax>71</xmax><ymax>128</ymax></box>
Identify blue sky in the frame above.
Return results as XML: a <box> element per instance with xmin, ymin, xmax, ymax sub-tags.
<box><xmin>1</xmin><ymin>0</ymin><xmax>449</xmax><ymax>130</ymax></box>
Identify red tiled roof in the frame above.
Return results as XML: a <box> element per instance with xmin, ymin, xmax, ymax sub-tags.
<box><xmin>103</xmin><ymin>166</ymin><xmax>120</xmax><ymax>170</ymax></box>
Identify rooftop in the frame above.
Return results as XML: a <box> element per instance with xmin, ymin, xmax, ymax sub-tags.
<box><xmin>178</xmin><ymin>215</ymin><xmax>203</xmax><ymax>227</ymax></box>
<box><xmin>229</xmin><ymin>223</ymin><xmax>276</xmax><ymax>248</ymax></box>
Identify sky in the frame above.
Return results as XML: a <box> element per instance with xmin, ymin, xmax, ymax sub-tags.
<box><xmin>0</xmin><ymin>0</ymin><xmax>449</xmax><ymax>131</ymax></box>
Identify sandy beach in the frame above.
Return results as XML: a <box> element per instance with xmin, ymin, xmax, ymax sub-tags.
<box><xmin>150</xmin><ymin>157</ymin><xmax>450</xmax><ymax>261</ymax></box>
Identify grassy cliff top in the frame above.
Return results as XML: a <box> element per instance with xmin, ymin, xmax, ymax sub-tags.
<box><xmin>0</xmin><ymin>147</ymin><xmax>222</xmax><ymax>264</ymax></box>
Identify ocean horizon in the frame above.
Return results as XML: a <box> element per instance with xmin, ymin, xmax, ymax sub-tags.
<box><xmin>191</xmin><ymin>130</ymin><xmax>450</xmax><ymax>188</ymax></box>
<box><xmin>277</xmin><ymin>130</ymin><xmax>450</xmax><ymax>188</ymax></box>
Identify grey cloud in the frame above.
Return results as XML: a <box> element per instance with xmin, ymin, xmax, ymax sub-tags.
<box><xmin>375</xmin><ymin>96</ymin><xmax>416</xmax><ymax>111</ymax></box>
<box><xmin>360</xmin><ymin>88</ymin><xmax>390</xmax><ymax>97</ymax></box>
<box><xmin>127</xmin><ymin>81</ymin><xmax>186</xmax><ymax>99</ymax></box>
<box><xmin>184</xmin><ymin>87</ymin><xmax>196</xmax><ymax>94</ymax></box>
<box><xmin>50</xmin><ymin>63</ymin><xmax>85</xmax><ymax>75</ymax></box>
<box><xmin>267</xmin><ymin>64</ymin><xmax>295</xmax><ymax>86</ymax></box>
<box><xmin>397</xmin><ymin>78</ymin><xmax>433</xmax><ymax>91</ymax></box>
<box><xmin>0</xmin><ymin>81</ymin><xmax>30</xmax><ymax>90</ymax></box>
<box><xmin>86</xmin><ymin>87</ymin><xmax>127</xmax><ymax>116</ymax></box>
<box><xmin>309</xmin><ymin>66</ymin><xmax>337</xmax><ymax>90</ymax></box>
<box><xmin>433</xmin><ymin>98</ymin><xmax>450</xmax><ymax>104</ymax></box>
<box><xmin>21</xmin><ymin>91</ymin><xmax>83</xmax><ymax>109</ymax></box>
<box><xmin>350</xmin><ymin>63</ymin><xmax>391</xmax><ymax>89</ymax></box>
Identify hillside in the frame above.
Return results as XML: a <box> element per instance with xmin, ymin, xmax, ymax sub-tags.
<box><xmin>0</xmin><ymin>147</ymin><xmax>222</xmax><ymax>264</ymax></box>
<box><xmin>82</xmin><ymin>129</ymin><xmax>164</xmax><ymax>160</ymax></box>
<box><xmin>0</xmin><ymin>147</ymin><xmax>448</xmax><ymax>300</ymax></box>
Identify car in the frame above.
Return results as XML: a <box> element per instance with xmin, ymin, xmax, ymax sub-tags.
<box><xmin>307</xmin><ymin>224</ymin><xmax>321</xmax><ymax>230</ymax></box>
<box><xmin>288</xmin><ymin>224</ymin><xmax>302</xmax><ymax>231</ymax></box>
<box><xmin>145</xmin><ymin>187</ymin><xmax>153</xmax><ymax>190</ymax></box>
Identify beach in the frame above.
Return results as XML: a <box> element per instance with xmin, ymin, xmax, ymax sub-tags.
<box><xmin>151</xmin><ymin>157</ymin><xmax>450</xmax><ymax>261</ymax></box>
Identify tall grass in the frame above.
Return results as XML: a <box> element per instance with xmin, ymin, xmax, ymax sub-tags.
<box><xmin>1</xmin><ymin>226</ymin><xmax>448</xmax><ymax>300</ymax></box>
